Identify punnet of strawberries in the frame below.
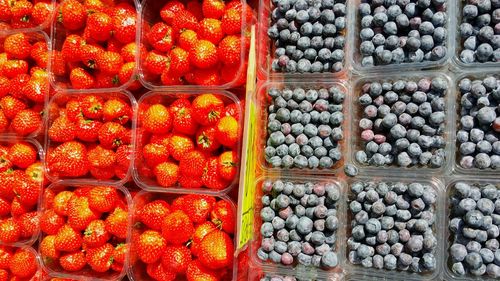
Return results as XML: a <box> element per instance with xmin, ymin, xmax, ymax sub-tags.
<box><xmin>140</xmin><ymin>0</ymin><xmax>253</xmax><ymax>87</ymax></box>
<box><xmin>0</xmin><ymin>0</ymin><xmax>54</xmax><ymax>31</ymax></box>
<box><xmin>0</xmin><ymin>140</ymin><xmax>46</xmax><ymax>245</ymax></box>
<box><xmin>0</xmin><ymin>246</ymin><xmax>40</xmax><ymax>280</ymax></box>
<box><xmin>136</xmin><ymin>93</ymin><xmax>243</xmax><ymax>191</ymax></box>
<box><xmin>45</xmin><ymin>92</ymin><xmax>134</xmax><ymax>181</ymax></box>
<box><xmin>131</xmin><ymin>193</ymin><xmax>235</xmax><ymax>281</ymax></box>
<box><xmin>39</xmin><ymin>185</ymin><xmax>130</xmax><ymax>279</ymax></box>
<box><xmin>0</xmin><ymin>32</ymin><xmax>50</xmax><ymax>137</ymax></box>
<box><xmin>51</xmin><ymin>0</ymin><xmax>139</xmax><ymax>90</ymax></box>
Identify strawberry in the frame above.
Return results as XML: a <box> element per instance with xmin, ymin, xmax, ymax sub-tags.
<box><xmin>0</xmin><ymin>77</ymin><xmax>9</xmax><ymax>98</ymax></box>
<box><xmin>142</xmin><ymin>104</ymin><xmax>172</xmax><ymax>134</ymax></box>
<box><xmin>47</xmin><ymin>141</ymin><xmax>89</xmax><ymax>178</ymax></box>
<box><xmin>0</xmin><ymin>146</ymin><xmax>11</xmax><ymax>172</ymax></box>
<box><xmin>40</xmin><ymin>209</ymin><xmax>65</xmax><ymax>235</ymax></box>
<box><xmin>49</xmin><ymin>116</ymin><xmax>76</xmax><ymax>143</ymax></box>
<box><xmin>26</xmin><ymin>162</ymin><xmax>48</xmax><ymax>187</ymax></box>
<box><xmin>161</xmin><ymin>210</ymin><xmax>194</xmax><ymax>244</ymax></box>
<box><xmin>198</xmin><ymin>19</ymin><xmax>224</xmax><ymax>44</ymax></box>
<box><xmin>144</xmin><ymin>50</ymin><xmax>169</xmax><ymax>76</ymax></box>
<box><xmin>105</xmin><ymin>206</ymin><xmax>128</xmax><ymax>239</ymax></box>
<box><xmin>198</xmin><ymin>230</ymin><xmax>233</xmax><ymax>269</ymax></box>
<box><xmin>98</xmin><ymin>122</ymin><xmax>129</xmax><ymax>149</ymax></box>
<box><xmin>172</xmin><ymin>106</ymin><xmax>197</xmax><ymax>135</ymax></box>
<box><xmin>59</xmin><ymin>0</ymin><xmax>87</xmax><ymax>31</ymax></box>
<box><xmin>0</xmin><ymin>218</ymin><xmax>21</xmax><ymax>244</ymax></box>
<box><xmin>80</xmin><ymin>44</ymin><xmax>105</xmax><ymax>69</ymax></box>
<box><xmin>136</xmin><ymin>230</ymin><xmax>166</xmax><ymax>264</ymax></box>
<box><xmin>202</xmin><ymin>157</ymin><xmax>229</xmax><ymax>190</ymax></box>
<box><xmin>0</xmin><ymin>112</ymin><xmax>7</xmax><ymax>133</ymax></box>
<box><xmin>12</xmin><ymin>109</ymin><xmax>42</xmax><ymax>136</ymax></box>
<box><xmin>69</xmin><ymin>68</ymin><xmax>96</xmax><ymax>89</ymax></box>
<box><xmin>67</xmin><ymin>196</ymin><xmax>100</xmax><ymax>231</ymax></box>
<box><xmin>54</xmin><ymin>224</ymin><xmax>82</xmax><ymax>252</ymax></box>
<box><xmin>75</xmin><ymin>119</ymin><xmax>102</xmax><ymax>142</ymax></box>
<box><xmin>218</xmin><ymin>35</ymin><xmax>241</xmax><ymax>65</ymax></box>
<box><xmin>87</xmin><ymin>146</ymin><xmax>116</xmax><ymax>169</ymax></box>
<box><xmin>119</xmin><ymin>62</ymin><xmax>141</xmax><ymax>90</ymax></box>
<box><xmin>172</xmin><ymin>194</ymin><xmax>215</xmax><ymax>224</ymax></box>
<box><xmin>211</xmin><ymin>200</ymin><xmax>235</xmax><ymax>234</ymax></box>
<box><xmin>146</xmin><ymin>262</ymin><xmax>176</xmax><ymax>281</ymax></box>
<box><xmin>8</xmin><ymin>73</ymin><xmax>30</xmax><ymax>99</ymax></box>
<box><xmin>121</xmin><ymin>43</ymin><xmax>146</xmax><ymax>63</ymax></box>
<box><xmin>196</xmin><ymin>125</ymin><xmax>221</xmax><ymax>152</ymax></box>
<box><xmin>143</xmin><ymin>143</ymin><xmax>169</xmax><ymax>168</ymax></box>
<box><xmin>186</xmin><ymin>260</ymin><xmax>219</xmax><ymax>281</ymax></box>
<box><xmin>59</xmin><ymin>251</ymin><xmax>86</xmax><ymax>272</ymax></box>
<box><xmin>169</xmin><ymin>47</ymin><xmax>190</xmax><ymax>76</ymax></box>
<box><xmin>113</xmin><ymin>243</ymin><xmax>127</xmax><ymax>264</ymax></box>
<box><xmin>10</xmin><ymin>197</ymin><xmax>30</xmax><ymax>217</ymax></box>
<box><xmin>91</xmin><ymin>166</ymin><xmax>116</xmax><ymax>180</ymax></box>
<box><xmin>189</xmin><ymin>40</ymin><xmax>218</xmax><ymax>69</ymax></box>
<box><xmin>202</xmin><ymin>0</ymin><xmax>225</xmax><ymax>19</ymax></box>
<box><xmin>40</xmin><ymin>235</ymin><xmax>60</xmax><ymax>260</ymax></box>
<box><xmin>88</xmin><ymin>186</ymin><xmax>118</xmax><ymax>213</ymax></box>
<box><xmin>138</xmin><ymin>200</ymin><xmax>170</xmax><ymax>231</ymax></box>
<box><xmin>147</xmin><ymin>23</ymin><xmax>174</xmax><ymax>53</ymax></box>
<box><xmin>52</xmin><ymin>191</ymin><xmax>74</xmax><ymax>216</ymax></box>
<box><xmin>160</xmin><ymin>68</ymin><xmax>183</xmax><ymax>86</ymax></box>
<box><xmin>215</xmin><ymin>115</ymin><xmax>240</xmax><ymax>147</ymax></box>
<box><xmin>1</xmin><ymin>60</ymin><xmax>28</xmax><ymax>79</ymax></box>
<box><xmin>51</xmin><ymin>51</ymin><xmax>67</xmax><ymax>77</ymax></box>
<box><xmin>65</xmin><ymin>99</ymin><xmax>82</xmax><ymax>121</ymax></box>
<box><xmin>0</xmin><ymin>198</ymin><xmax>9</xmax><ymax>217</ymax></box>
<box><xmin>170</xmin><ymin>98</ymin><xmax>191</xmax><ymax>113</ymax></box>
<box><xmin>31</xmin><ymin>42</ymin><xmax>49</xmax><ymax>68</ymax></box>
<box><xmin>14</xmin><ymin>180</ymin><xmax>41</xmax><ymax>207</ymax></box>
<box><xmin>223</xmin><ymin>102</ymin><xmax>242</xmax><ymax>120</ymax></box>
<box><xmin>172</xmin><ymin>9</ymin><xmax>198</xmax><ymax>32</ymax></box>
<box><xmin>31</xmin><ymin>2</ymin><xmax>53</xmax><ymax>26</ymax></box>
<box><xmin>4</xmin><ymin>34</ymin><xmax>31</xmax><ymax>60</ymax></box>
<box><xmin>23</xmin><ymin>78</ymin><xmax>49</xmax><ymax>103</ymax></box>
<box><xmin>154</xmin><ymin>162</ymin><xmax>179</xmax><ymax>188</ymax></box>
<box><xmin>9</xmin><ymin>142</ymin><xmax>37</xmax><ymax>169</ymax></box>
<box><xmin>86</xmin><ymin>243</ymin><xmax>114</xmax><ymax>273</ymax></box>
<box><xmin>0</xmin><ymin>96</ymin><xmax>25</xmax><ymax>119</ymax></box>
<box><xmin>0</xmin><ymin>246</ymin><xmax>11</xmax><ymax>269</ymax></box>
<box><xmin>18</xmin><ymin>211</ymin><xmax>39</xmax><ymax>238</ymax></box>
<box><xmin>192</xmin><ymin>94</ymin><xmax>224</xmax><ymax>126</ymax></box>
<box><xmin>191</xmin><ymin>221</ymin><xmax>217</xmax><ymax>256</ymax></box>
<box><xmin>160</xmin><ymin>0</ymin><xmax>185</xmax><ymax>24</ymax></box>
<box><xmin>83</xmin><ymin>220</ymin><xmax>110</xmax><ymax>248</ymax></box>
<box><xmin>9</xmin><ymin>248</ymin><xmax>37</xmax><ymax>279</ymax></box>
<box><xmin>167</xmin><ymin>134</ymin><xmax>194</xmax><ymax>161</ymax></box>
<box><xmin>161</xmin><ymin>246</ymin><xmax>191</xmax><ymax>274</ymax></box>
<box><xmin>179</xmin><ymin>150</ymin><xmax>207</xmax><ymax>178</ymax></box>
<box><xmin>179</xmin><ymin>29</ymin><xmax>198</xmax><ymax>51</ymax></box>
<box><xmin>217</xmin><ymin>151</ymin><xmax>238</xmax><ymax>181</ymax></box>
<box><xmin>115</xmin><ymin>144</ymin><xmax>132</xmax><ymax>168</ymax></box>
<box><xmin>0</xmin><ymin>269</ymin><xmax>6</xmax><ymax>281</ymax></box>
<box><xmin>113</xmin><ymin>12</ymin><xmax>137</xmax><ymax>44</ymax></box>
<box><xmin>87</xmin><ymin>12</ymin><xmax>113</xmax><ymax>42</ymax></box>
<box><xmin>221</xmin><ymin>6</ymin><xmax>246</xmax><ymax>35</ymax></box>
<box><xmin>97</xmin><ymin>51</ymin><xmax>124</xmax><ymax>75</ymax></box>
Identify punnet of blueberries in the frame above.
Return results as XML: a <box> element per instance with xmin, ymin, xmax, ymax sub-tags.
<box><xmin>258</xmin><ymin>180</ymin><xmax>340</xmax><ymax>269</ymax></box>
<box><xmin>357</xmin><ymin>0</ymin><xmax>448</xmax><ymax>67</ymax></box>
<box><xmin>449</xmin><ymin>182</ymin><xmax>500</xmax><ymax>278</ymax></box>
<box><xmin>265</xmin><ymin>86</ymin><xmax>345</xmax><ymax>169</ymax></box>
<box><xmin>355</xmin><ymin>77</ymin><xmax>448</xmax><ymax>168</ymax></box>
<box><xmin>459</xmin><ymin>0</ymin><xmax>500</xmax><ymax>63</ymax></box>
<box><xmin>457</xmin><ymin>76</ymin><xmax>500</xmax><ymax>170</ymax></box>
<box><xmin>267</xmin><ymin>0</ymin><xmax>347</xmax><ymax>73</ymax></box>
<box><xmin>348</xmin><ymin>181</ymin><xmax>438</xmax><ymax>273</ymax></box>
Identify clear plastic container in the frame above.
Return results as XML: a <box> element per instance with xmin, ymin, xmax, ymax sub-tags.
<box><xmin>138</xmin><ymin>0</ymin><xmax>251</xmax><ymax>90</ymax></box>
<box><xmin>44</xmin><ymin>90</ymin><xmax>137</xmax><ymax>184</ymax></box>
<box><xmin>128</xmin><ymin>190</ymin><xmax>238</xmax><ymax>281</ymax></box>
<box><xmin>133</xmin><ymin>90</ymin><xmax>243</xmax><ymax>196</ymax></box>
<box><xmin>0</xmin><ymin>30</ymin><xmax>50</xmax><ymax>138</ymax></box>
<box><xmin>450</xmin><ymin>71</ymin><xmax>499</xmax><ymax>178</ymax></box>
<box><xmin>0</xmin><ymin>0</ymin><xmax>56</xmax><ymax>32</ymax></box>
<box><xmin>0</xmin><ymin>136</ymin><xmax>44</xmax><ymax>247</ymax></box>
<box><xmin>348</xmin><ymin>0</ymin><xmax>455</xmax><ymax>74</ymax></box>
<box><xmin>250</xmin><ymin>175</ymin><xmax>346</xmax><ymax>281</ymax></box>
<box><xmin>39</xmin><ymin>181</ymin><xmax>132</xmax><ymax>281</ymax></box>
<box><xmin>256</xmin><ymin>0</ymin><xmax>350</xmax><ymax>81</ymax></box>
<box><xmin>348</xmin><ymin>72</ymin><xmax>455</xmax><ymax>175</ymax></box>
<box><xmin>48</xmin><ymin>0</ymin><xmax>140</xmax><ymax>92</ymax></box>
<box><xmin>255</xmin><ymin>81</ymin><xmax>350</xmax><ymax>175</ymax></box>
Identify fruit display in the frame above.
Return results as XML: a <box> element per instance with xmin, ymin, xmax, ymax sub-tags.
<box><xmin>0</xmin><ymin>0</ymin><xmax>54</xmax><ymax>31</ymax></box>
<box><xmin>130</xmin><ymin>192</ymin><xmax>235</xmax><ymax>281</ymax></box>
<box><xmin>0</xmin><ymin>32</ymin><xmax>49</xmax><ymax>136</ymax></box>
<box><xmin>0</xmin><ymin>139</ymin><xmax>44</xmax><ymax>245</ymax></box>
<box><xmin>135</xmin><ymin>92</ymin><xmax>242</xmax><ymax>192</ymax></box>
<box><xmin>39</xmin><ymin>184</ymin><xmax>130</xmax><ymax>280</ymax></box>
<box><xmin>51</xmin><ymin>0</ymin><xmax>139</xmax><ymax>90</ymax></box>
<box><xmin>0</xmin><ymin>246</ymin><xmax>40</xmax><ymax>280</ymax></box>
<box><xmin>45</xmin><ymin>92</ymin><xmax>135</xmax><ymax>182</ymax></box>
<box><xmin>140</xmin><ymin>0</ymin><xmax>253</xmax><ymax>87</ymax></box>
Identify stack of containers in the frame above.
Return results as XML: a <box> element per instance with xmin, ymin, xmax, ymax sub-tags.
<box><xmin>253</xmin><ymin>0</ymin><xmax>500</xmax><ymax>280</ymax></box>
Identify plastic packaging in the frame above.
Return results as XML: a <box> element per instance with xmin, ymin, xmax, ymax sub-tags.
<box><xmin>133</xmin><ymin>90</ymin><xmax>243</xmax><ymax>196</ymax></box>
<box><xmin>38</xmin><ymin>181</ymin><xmax>132</xmax><ymax>281</ymax></box>
<box><xmin>44</xmin><ymin>90</ymin><xmax>137</xmax><ymax>184</ymax></box>
<box><xmin>127</xmin><ymin>190</ymin><xmax>238</xmax><ymax>281</ymax></box>
<box><xmin>0</xmin><ymin>0</ymin><xmax>55</xmax><ymax>33</ymax></box>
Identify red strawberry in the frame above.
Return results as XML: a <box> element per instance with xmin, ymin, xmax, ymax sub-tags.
<box><xmin>186</xmin><ymin>260</ymin><xmax>219</xmax><ymax>281</ymax></box>
<box><xmin>121</xmin><ymin>43</ymin><xmax>147</xmax><ymax>63</ymax></box>
<box><xmin>0</xmin><ymin>246</ymin><xmax>12</xmax><ymax>269</ymax></box>
<box><xmin>40</xmin><ymin>235</ymin><xmax>60</xmax><ymax>260</ymax></box>
<box><xmin>40</xmin><ymin>209</ymin><xmax>65</xmax><ymax>235</ymax></box>
<box><xmin>14</xmin><ymin>180</ymin><xmax>41</xmax><ymax>207</ymax></box>
<box><xmin>48</xmin><ymin>116</ymin><xmax>76</xmax><ymax>143</ymax></box>
<box><xmin>0</xmin><ymin>218</ymin><xmax>21</xmax><ymax>244</ymax></box>
<box><xmin>0</xmin><ymin>111</ymin><xmax>7</xmax><ymax>133</ymax></box>
<box><xmin>0</xmin><ymin>95</ymin><xmax>26</xmax><ymax>119</ymax></box>
<box><xmin>23</xmin><ymin>78</ymin><xmax>49</xmax><ymax>103</ymax></box>
<box><xmin>86</xmin><ymin>243</ymin><xmax>114</xmax><ymax>272</ymax></box>
<box><xmin>161</xmin><ymin>210</ymin><xmax>194</xmax><ymax>244</ymax></box>
<box><xmin>12</xmin><ymin>109</ymin><xmax>42</xmax><ymax>136</ymax></box>
<box><xmin>172</xmin><ymin>9</ymin><xmax>198</xmax><ymax>32</ymax></box>
<box><xmin>179</xmin><ymin>29</ymin><xmax>198</xmax><ymax>51</ymax></box>
<box><xmin>211</xmin><ymin>200</ymin><xmax>235</xmax><ymax>234</ymax></box>
<box><xmin>179</xmin><ymin>150</ymin><xmax>207</xmax><ymax>178</ymax></box>
<box><xmin>31</xmin><ymin>42</ymin><xmax>49</xmax><ymax>68</ymax></box>
<box><xmin>31</xmin><ymin>1</ymin><xmax>53</xmax><ymax>26</ymax></box>
<box><xmin>65</xmin><ymin>99</ymin><xmax>82</xmax><ymax>121</ymax></box>
<box><xmin>59</xmin><ymin>251</ymin><xmax>86</xmax><ymax>272</ymax></box>
<box><xmin>172</xmin><ymin>107</ymin><xmax>197</xmax><ymax>135</ymax></box>
<box><xmin>54</xmin><ymin>224</ymin><xmax>82</xmax><ymax>252</ymax></box>
<box><xmin>113</xmin><ymin>243</ymin><xmax>127</xmax><ymax>264</ymax></box>
<box><xmin>88</xmin><ymin>186</ymin><xmax>118</xmax><ymax>213</ymax></box>
<box><xmin>198</xmin><ymin>230</ymin><xmax>233</xmax><ymax>269</ymax></box>
<box><xmin>69</xmin><ymin>68</ymin><xmax>96</xmax><ymax>89</ymax></box>
<box><xmin>169</xmin><ymin>47</ymin><xmax>190</xmax><ymax>76</ymax></box>
<box><xmin>59</xmin><ymin>0</ymin><xmax>87</xmax><ymax>31</ymax></box>
<box><xmin>47</xmin><ymin>141</ymin><xmax>89</xmax><ymax>178</ymax></box>
<box><xmin>147</xmin><ymin>23</ymin><xmax>174</xmax><ymax>53</ymax></box>
<box><xmin>170</xmin><ymin>98</ymin><xmax>191</xmax><ymax>113</ymax></box>
<box><xmin>86</xmin><ymin>12</ymin><xmax>113</xmax><ymax>42</ymax></box>
<box><xmin>160</xmin><ymin>0</ymin><xmax>185</xmax><ymax>24</ymax></box>
<box><xmin>119</xmin><ymin>62</ymin><xmax>141</xmax><ymax>90</ymax></box>
<box><xmin>196</xmin><ymin>125</ymin><xmax>221</xmax><ymax>152</ymax></box>
<box><xmin>80</xmin><ymin>44</ymin><xmax>105</xmax><ymax>69</ymax></box>
<box><xmin>87</xmin><ymin>146</ymin><xmax>116</xmax><ymax>169</ymax></box>
<box><xmin>1</xmin><ymin>60</ymin><xmax>28</xmax><ymax>79</ymax></box>
<box><xmin>10</xmin><ymin>197</ymin><xmax>30</xmax><ymax>217</ymax></box>
<box><xmin>202</xmin><ymin>157</ymin><xmax>229</xmax><ymax>190</ymax></box>
<box><xmin>105</xmin><ymin>206</ymin><xmax>128</xmax><ymax>239</ymax></box>
<box><xmin>223</xmin><ymin>102</ymin><xmax>242</xmax><ymax>120</ymax></box>
<box><xmin>192</xmin><ymin>94</ymin><xmax>224</xmax><ymax>126</ymax></box>
<box><xmin>0</xmin><ymin>77</ymin><xmax>9</xmax><ymax>98</ymax></box>
<box><xmin>115</xmin><ymin>144</ymin><xmax>132</xmax><ymax>168</ymax></box>
<box><xmin>9</xmin><ymin>248</ymin><xmax>37</xmax><ymax>279</ymax></box>
<box><xmin>9</xmin><ymin>142</ymin><xmax>37</xmax><ymax>169</ymax></box>
<box><xmin>218</xmin><ymin>35</ymin><xmax>242</xmax><ymax>65</ymax></box>
<box><xmin>67</xmin><ymin>196</ymin><xmax>100</xmax><ymax>231</ymax></box>
<box><xmin>154</xmin><ymin>162</ymin><xmax>179</xmax><ymax>188</ymax></box>
<box><xmin>144</xmin><ymin>50</ymin><xmax>169</xmax><ymax>76</ymax></box>
<box><xmin>221</xmin><ymin>5</ymin><xmax>248</xmax><ymax>35</ymax></box>
<box><xmin>136</xmin><ymin>230</ymin><xmax>166</xmax><ymax>264</ymax></box>
<box><xmin>0</xmin><ymin>198</ymin><xmax>10</xmax><ymax>217</ymax></box>
<box><xmin>189</xmin><ymin>40</ymin><xmax>218</xmax><ymax>69</ymax></box>
<box><xmin>4</xmin><ymin>33</ymin><xmax>31</xmax><ymax>60</ymax></box>
<box><xmin>191</xmin><ymin>221</ymin><xmax>217</xmax><ymax>256</ymax></box>
<box><xmin>198</xmin><ymin>19</ymin><xmax>224</xmax><ymax>44</ymax></box>
<box><xmin>18</xmin><ymin>211</ymin><xmax>39</xmax><ymax>238</ymax></box>
<box><xmin>26</xmin><ymin>162</ymin><xmax>48</xmax><ymax>187</ymax></box>
<box><xmin>52</xmin><ymin>191</ymin><xmax>74</xmax><ymax>216</ymax></box>
<box><xmin>160</xmin><ymin>68</ymin><xmax>184</xmax><ymax>86</ymax></box>
<box><xmin>98</xmin><ymin>122</ymin><xmax>129</xmax><ymax>149</ymax></box>
<box><xmin>97</xmin><ymin>51</ymin><xmax>124</xmax><ymax>75</ymax></box>
<box><xmin>172</xmin><ymin>194</ymin><xmax>215</xmax><ymax>224</ymax></box>
<box><xmin>202</xmin><ymin>0</ymin><xmax>225</xmax><ymax>19</ymax></box>
<box><xmin>91</xmin><ymin>166</ymin><xmax>116</xmax><ymax>180</ymax></box>
<box><xmin>217</xmin><ymin>151</ymin><xmax>238</xmax><ymax>181</ymax></box>
<box><xmin>167</xmin><ymin>134</ymin><xmax>194</xmax><ymax>161</ymax></box>
<box><xmin>143</xmin><ymin>143</ymin><xmax>169</xmax><ymax>168</ymax></box>
<box><xmin>146</xmin><ymin>262</ymin><xmax>176</xmax><ymax>281</ymax></box>
<box><xmin>138</xmin><ymin>200</ymin><xmax>170</xmax><ymax>231</ymax></box>
<box><xmin>142</xmin><ymin>104</ymin><xmax>172</xmax><ymax>134</ymax></box>
<box><xmin>83</xmin><ymin>220</ymin><xmax>110</xmax><ymax>248</ymax></box>
<box><xmin>61</xmin><ymin>35</ymin><xmax>85</xmax><ymax>63</ymax></box>
<box><xmin>216</xmin><ymin>115</ymin><xmax>240</xmax><ymax>147</ymax></box>
<box><xmin>161</xmin><ymin>246</ymin><xmax>191</xmax><ymax>274</ymax></box>
<box><xmin>75</xmin><ymin>119</ymin><xmax>102</xmax><ymax>142</ymax></box>
<box><xmin>113</xmin><ymin>12</ymin><xmax>137</xmax><ymax>44</ymax></box>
